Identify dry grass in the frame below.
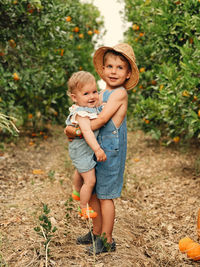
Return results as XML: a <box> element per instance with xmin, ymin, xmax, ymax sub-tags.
<box><xmin>0</xmin><ymin>126</ymin><xmax>200</xmax><ymax>266</ymax></box>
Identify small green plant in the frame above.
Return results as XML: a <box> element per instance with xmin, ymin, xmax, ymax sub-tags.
<box><xmin>101</xmin><ymin>232</ymin><xmax>111</xmax><ymax>252</ymax></box>
<box><xmin>48</xmin><ymin>170</ymin><xmax>55</xmax><ymax>182</ymax></box>
<box><xmin>34</xmin><ymin>204</ymin><xmax>57</xmax><ymax>267</ymax></box>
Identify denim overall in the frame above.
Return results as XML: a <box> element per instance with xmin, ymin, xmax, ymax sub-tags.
<box><xmin>95</xmin><ymin>87</ymin><xmax>127</xmax><ymax>199</ymax></box>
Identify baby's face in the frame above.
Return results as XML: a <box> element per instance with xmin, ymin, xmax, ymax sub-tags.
<box><xmin>71</xmin><ymin>81</ymin><xmax>99</xmax><ymax>108</ymax></box>
<box><xmin>103</xmin><ymin>54</ymin><xmax>131</xmax><ymax>90</ymax></box>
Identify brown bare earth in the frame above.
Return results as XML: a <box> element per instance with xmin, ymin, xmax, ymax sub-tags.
<box><xmin>0</xmin><ymin>126</ymin><xmax>200</xmax><ymax>267</ymax></box>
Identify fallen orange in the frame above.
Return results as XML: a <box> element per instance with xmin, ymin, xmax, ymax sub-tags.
<box><xmin>179</xmin><ymin>237</ymin><xmax>194</xmax><ymax>253</ymax></box>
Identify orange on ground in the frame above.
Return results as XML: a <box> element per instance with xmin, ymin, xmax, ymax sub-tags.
<box><xmin>186</xmin><ymin>242</ymin><xmax>200</xmax><ymax>261</ymax></box>
<box><xmin>179</xmin><ymin>237</ymin><xmax>194</xmax><ymax>253</ymax></box>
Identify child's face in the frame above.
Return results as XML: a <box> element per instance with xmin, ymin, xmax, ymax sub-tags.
<box><xmin>103</xmin><ymin>54</ymin><xmax>131</xmax><ymax>90</ymax></box>
<box><xmin>71</xmin><ymin>81</ymin><xmax>99</xmax><ymax>108</ymax></box>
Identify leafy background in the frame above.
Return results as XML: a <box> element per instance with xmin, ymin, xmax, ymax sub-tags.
<box><xmin>1</xmin><ymin>0</ymin><xmax>200</xmax><ymax>144</ymax></box>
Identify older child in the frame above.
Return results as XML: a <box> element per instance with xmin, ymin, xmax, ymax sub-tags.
<box><xmin>65</xmin><ymin>43</ymin><xmax>139</xmax><ymax>254</ymax></box>
<box><xmin>66</xmin><ymin>71</ymin><xmax>107</xmax><ymax>219</ymax></box>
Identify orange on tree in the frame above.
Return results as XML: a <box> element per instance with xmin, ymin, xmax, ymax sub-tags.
<box><xmin>151</xmin><ymin>80</ymin><xmax>157</xmax><ymax>85</ymax></box>
<box><xmin>173</xmin><ymin>136</ymin><xmax>180</xmax><ymax>143</ymax></box>
<box><xmin>60</xmin><ymin>49</ymin><xmax>64</xmax><ymax>56</ymax></box>
<box><xmin>73</xmin><ymin>27</ymin><xmax>79</xmax><ymax>33</ymax></box>
<box><xmin>9</xmin><ymin>39</ymin><xmax>16</xmax><ymax>48</ymax></box>
<box><xmin>87</xmin><ymin>30</ymin><xmax>93</xmax><ymax>35</ymax></box>
<box><xmin>182</xmin><ymin>90</ymin><xmax>190</xmax><ymax>97</ymax></box>
<box><xmin>139</xmin><ymin>67</ymin><xmax>145</xmax><ymax>73</ymax></box>
<box><xmin>13</xmin><ymin>72</ymin><xmax>20</xmax><ymax>81</ymax></box>
<box><xmin>65</xmin><ymin>16</ymin><xmax>72</xmax><ymax>22</ymax></box>
<box><xmin>27</xmin><ymin>4</ymin><xmax>34</xmax><ymax>14</ymax></box>
<box><xmin>78</xmin><ymin>33</ymin><xmax>84</xmax><ymax>38</ymax></box>
<box><xmin>28</xmin><ymin>114</ymin><xmax>33</xmax><ymax>119</ymax></box>
<box><xmin>132</xmin><ymin>24</ymin><xmax>139</xmax><ymax>31</ymax></box>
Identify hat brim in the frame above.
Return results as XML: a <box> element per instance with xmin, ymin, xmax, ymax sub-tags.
<box><xmin>93</xmin><ymin>46</ymin><xmax>139</xmax><ymax>90</ymax></box>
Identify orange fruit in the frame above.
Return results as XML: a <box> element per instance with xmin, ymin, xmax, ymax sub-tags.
<box><xmin>198</xmin><ymin>110</ymin><xmax>200</xmax><ymax>118</ymax></box>
<box><xmin>179</xmin><ymin>237</ymin><xmax>194</xmax><ymax>253</ymax></box>
<box><xmin>9</xmin><ymin>39</ymin><xmax>16</xmax><ymax>48</ymax></box>
<box><xmin>182</xmin><ymin>90</ymin><xmax>189</xmax><ymax>97</ymax></box>
<box><xmin>87</xmin><ymin>30</ymin><xmax>93</xmax><ymax>35</ymax></box>
<box><xmin>151</xmin><ymin>80</ymin><xmax>157</xmax><ymax>85</ymax></box>
<box><xmin>173</xmin><ymin>136</ymin><xmax>180</xmax><ymax>143</ymax></box>
<box><xmin>13</xmin><ymin>72</ymin><xmax>20</xmax><ymax>81</ymax></box>
<box><xmin>78</xmin><ymin>33</ymin><xmax>84</xmax><ymax>38</ymax></box>
<box><xmin>27</xmin><ymin>4</ymin><xmax>34</xmax><ymax>13</ymax></box>
<box><xmin>73</xmin><ymin>27</ymin><xmax>79</xmax><ymax>33</ymax></box>
<box><xmin>132</xmin><ymin>24</ymin><xmax>139</xmax><ymax>31</ymax></box>
<box><xmin>186</xmin><ymin>242</ymin><xmax>200</xmax><ymax>261</ymax></box>
<box><xmin>65</xmin><ymin>16</ymin><xmax>72</xmax><ymax>22</ymax></box>
<box><xmin>139</xmin><ymin>67</ymin><xmax>145</xmax><ymax>73</ymax></box>
<box><xmin>60</xmin><ymin>49</ymin><xmax>64</xmax><ymax>56</ymax></box>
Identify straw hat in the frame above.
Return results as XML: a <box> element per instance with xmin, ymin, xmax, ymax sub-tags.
<box><xmin>93</xmin><ymin>43</ymin><xmax>139</xmax><ymax>90</ymax></box>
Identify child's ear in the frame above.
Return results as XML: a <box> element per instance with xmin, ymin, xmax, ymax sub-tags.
<box><xmin>126</xmin><ymin>70</ymin><xmax>131</xmax><ymax>80</ymax></box>
<box><xmin>70</xmin><ymin>93</ymin><xmax>77</xmax><ymax>103</ymax></box>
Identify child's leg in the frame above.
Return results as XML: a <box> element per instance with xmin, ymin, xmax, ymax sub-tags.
<box><xmin>80</xmin><ymin>168</ymin><xmax>96</xmax><ymax>209</ymax></box>
<box><xmin>100</xmin><ymin>199</ymin><xmax>115</xmax><ymax>243</ymax></box>
<box><xmin>89</xmin><ymin>194</ymin><xmax>102</xmax><ymax>235</ymax></box>
<box><xmin>73</xmin><ymin>169</ymin><xmax>83</xmax><ymax>193</ymax></box>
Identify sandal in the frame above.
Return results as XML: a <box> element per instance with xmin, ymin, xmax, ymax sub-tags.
<box><xmin>86</xmin><ymin>237</ymin><xmax>116</xmax><ymax>255</ymax></box>
<box><xmin>72</xmin><ymin>190</ymin><xmax>80</xmax><ymax>201</ymax></box>
<box><xmin>78</xmin><ymin>207</ymin><xmax>97</xmax><ymax>219</ymax></box>
<box><xmin>76</xmin><ymin>230</ymin><xmax>98</xmax><ymax>244</ymax></box>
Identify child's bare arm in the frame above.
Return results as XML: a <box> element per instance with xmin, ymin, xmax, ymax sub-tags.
<box><xmin>90</xmin><ymin>89</ymin><xmax>127</xmax><ymax>131</ymax></box>
<box><xmin>77</xmin><ymin>116</ymin><xmax>107</xmax><ymax>162</ymax></box>
<box><xmin>64</xmin><ymin>89</ymin><xmax>127</xmax><ymax>138</ymax></box>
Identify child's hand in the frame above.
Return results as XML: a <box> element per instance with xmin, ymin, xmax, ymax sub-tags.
<box><xmin>95</xmin><ymin>147</ymin><xmax>107</xmax><ymax>162</ymax></box>
<box><xmin>64</xmin><ymin>126</ymin><xmax>76</xmax><ymax>141</ymax></box>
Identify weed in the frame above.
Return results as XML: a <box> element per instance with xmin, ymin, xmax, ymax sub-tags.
<box><xmin>48</xmin><ymin>170</ymin><xmax>55</xmax><ymax>182</ymax></box>
<box><xmin>34</xmin><ymin>204</ymin><xmax>57</xmax><ymax>267</ymax></box>
<box><xmin>101</xmin><ymin>232</ymin><xmax>111</xmax><ymax>251</ymax></box>
<box><xmin>64</xmin><ymin>197</ymin><xmax>74</xmax><ymax>236</ymax></box>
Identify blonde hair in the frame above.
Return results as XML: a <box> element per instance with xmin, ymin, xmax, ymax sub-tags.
<box><xmin>67</xmin><ymin>71</ymin><xmax>96</xmax><ymax>95</ymax></box>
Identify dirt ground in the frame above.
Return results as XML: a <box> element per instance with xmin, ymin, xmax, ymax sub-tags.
<box><xmin>0</xmin><ymin>125</ymin><xmax>200</xmax><ymax>267</ymax></box>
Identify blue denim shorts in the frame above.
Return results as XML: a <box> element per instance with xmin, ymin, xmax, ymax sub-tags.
<box><xmin>69</xmin><ymin>136</ymin><xmax>97</xmax><ymax>173</ymax></box>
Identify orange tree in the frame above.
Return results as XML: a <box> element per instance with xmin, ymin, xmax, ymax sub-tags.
<box><xmin>124</xmin><ymin>0</ymin><xmax>200</xmax><ymax>143</ymax></box>
<box><xmin>0</xmin><ymin>0</ymin><xmax>103</xmax><ymax>131</ymax></box>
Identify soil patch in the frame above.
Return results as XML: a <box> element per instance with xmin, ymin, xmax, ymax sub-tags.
<box><xmin>0</xmin><ymin>126</ymin><xmax>200</xmax><ymax>266</ymax></box>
